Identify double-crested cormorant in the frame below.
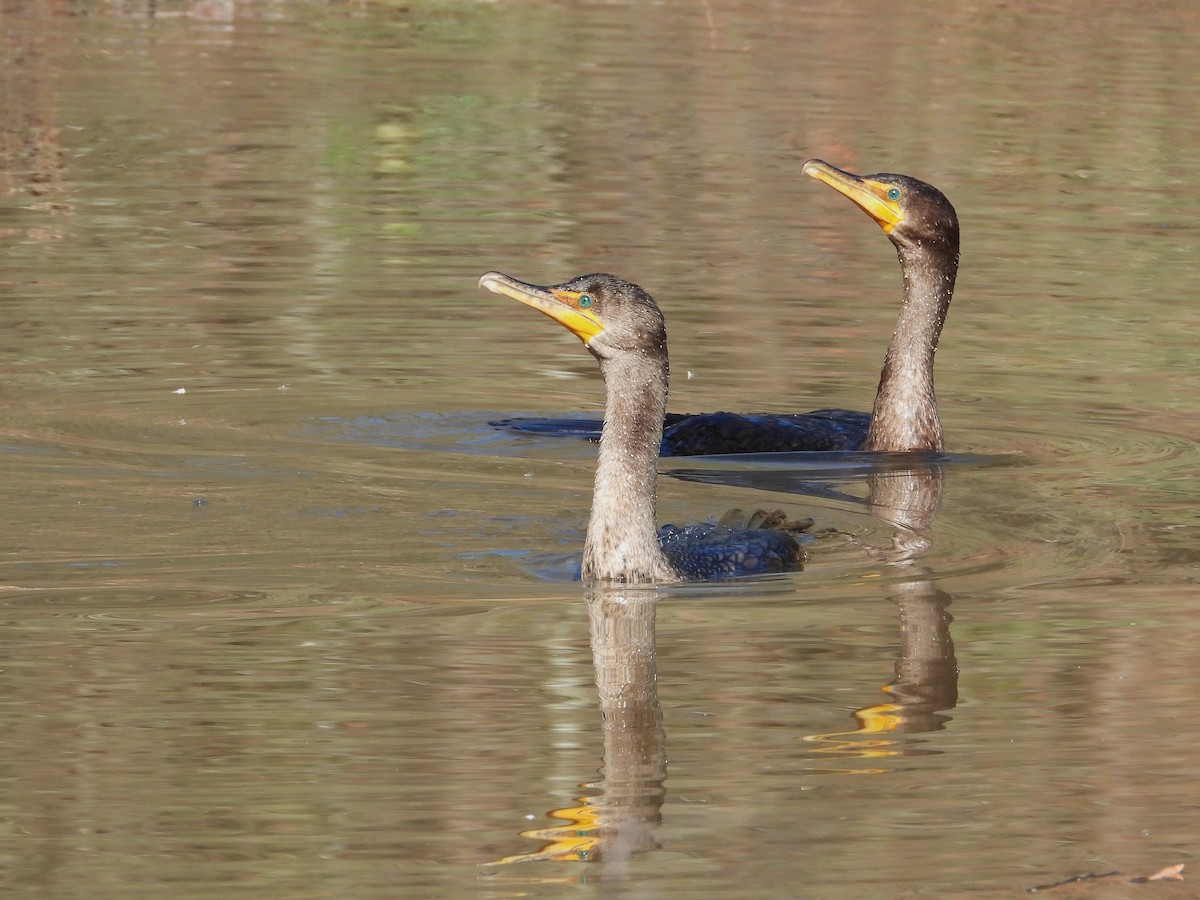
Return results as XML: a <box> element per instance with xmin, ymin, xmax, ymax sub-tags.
<box><xmin>481</xmin><ymin>271</ymin><xmax>807</xmax><ymax>584</ymax></box>
<box><xmin>494</xmin><ymin>160</ymin><xmax>960</xmax><ymax>455</ymax></box>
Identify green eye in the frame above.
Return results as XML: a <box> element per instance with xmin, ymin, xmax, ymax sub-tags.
<box><xmin>578</xmin><ymin>294</ymin><xmax>593</xmax><ymax>307</ymax></box>
<box><xmin>886</xmin><ymin>187</ymin><xmax>901</xmax><ymax>201</ymax></box>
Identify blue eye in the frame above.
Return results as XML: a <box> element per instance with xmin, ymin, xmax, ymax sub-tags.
<box><xmin>578</xmin><ymin>294</ymin><xmax>593</xmax><ymax>308</ymax></box>
<box><xmin>886</xmin><ymin>187</ymin><xmax>901</xmax><ymax>201</ymax></box>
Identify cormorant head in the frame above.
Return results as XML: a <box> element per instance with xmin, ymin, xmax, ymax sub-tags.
<box><xmin>480</xmin><ymin>271</ymin><xmax>667</xmax><ymax>363</ymax></box>
<box><xmin>803</xmin><ymin>159</ymin><xmax>959</xmax><ymax>258</ymax></box>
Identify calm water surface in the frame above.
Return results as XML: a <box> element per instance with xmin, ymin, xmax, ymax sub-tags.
<box><xmin>3</xmin><ymin>2</ymin><xmax>1200</xmax><ymax>897</ymax></box>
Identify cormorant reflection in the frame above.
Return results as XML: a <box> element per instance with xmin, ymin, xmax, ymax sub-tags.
<box><xmin>493</xmin><ymin>590</ymin><xmax>665</xmax><ymax>868</ymax></box>
<box><xmin>495</xmin><ymin>460</ymin><xmax>960</xmax><ymax>866</ymax></box>
<box><xmin>806</xmin><ymin>463</ymin><xmax>958</xmax><ymax>764</ymax></box>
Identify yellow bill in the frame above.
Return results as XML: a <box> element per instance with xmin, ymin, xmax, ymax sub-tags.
<box><xmin>803</xmin><ymin>159</ymin><xmax>904</xmax><ymax>233</ymax></box>
<box><xmin>480</xmin><ymin>271</ymin><xmax>605</xmax><ymax>345</ymax></box>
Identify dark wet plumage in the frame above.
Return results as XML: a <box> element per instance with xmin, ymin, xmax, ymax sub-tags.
<box><xmin>493</xmin><ymin>409</ymin><xmax>870</xmax><ymax>454</ymax></box>
<box><xmin>658</xmin><ymin>508</ymin><xmax>811</xmax><ymax>580</ymax></box>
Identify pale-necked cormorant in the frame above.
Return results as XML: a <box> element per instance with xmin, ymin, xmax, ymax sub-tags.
<box><xmin>481</xmin><ymin>271</ymin><xmax>808</xmax><ymax>584</ymax></box>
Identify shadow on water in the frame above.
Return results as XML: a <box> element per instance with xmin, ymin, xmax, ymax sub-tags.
<box><xmin>303</xmin><ymin>408</ymin><xmax>1174</xmax><ymax>596</ymax></box>
<box><xmin>306</xmin><ymin>410</ymin><xmax>1044</xmax><ymax>584</ymax></box>
<box><xmin>664</xmin><ymin>448</ymin><xmax>1021</xmax><ymax>503</ymax></box>
<box><xmin>305</xmin><ymin>412</ymin><xmax>602</xmax><ymax>460</ymax></box>
<box><xmin>486</xmin><ymin>462</ymin><xmax>959</xmax><ymax>880</ymax></box>
<box><xmin>305</xmin><ymin>410</ymin><xmax>1021</xmax><ymax>502</ymax></box>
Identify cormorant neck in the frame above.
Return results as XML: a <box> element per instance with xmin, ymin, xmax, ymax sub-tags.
<box><xmin>864</xmin><ymin>241</ymin><xmax>958</xmax><ymax>452</ymax></box>
<box><xmin>582</xmin><ymin>349</ymin><xmax>679</xmax><ymax>584</ymax></box>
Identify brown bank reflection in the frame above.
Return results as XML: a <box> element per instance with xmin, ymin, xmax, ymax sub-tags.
<box><xmin>806</xmin><ymin>464</ymin><xmax>957</xmax><ymax>767</ymax></box>
<box><xmin>0</xmin><ymin>9</ymin><xmax>72</xmax><ymax>241</ymax></box>
<box><xmin>495</xmin><ymin>590</ymin><xmax>665</xmax><ymax>868</ymax></box>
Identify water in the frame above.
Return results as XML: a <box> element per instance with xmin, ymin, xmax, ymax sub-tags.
<box><xmin>3</xmin><ymin>1</ymin><xmax>1200</xmax><ymax>896</ymax></box>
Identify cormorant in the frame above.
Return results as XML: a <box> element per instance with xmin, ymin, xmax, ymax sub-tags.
<box><xmin>482</xmin><ymin>271</ymin><xmax>809</xmax><ymax>584</ymax></box>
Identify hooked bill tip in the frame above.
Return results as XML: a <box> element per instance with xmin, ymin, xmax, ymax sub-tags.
<box><xmin>801</xmin><ymin>159</ymin><xmax>825</xmax><ymax>177</ymax></box>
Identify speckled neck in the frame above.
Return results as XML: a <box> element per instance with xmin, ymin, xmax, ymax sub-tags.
<box><xmin>864</xmin><ymin>241</ymin><xmax>958</xmax><ymax>453</ymax></box>
<box><xmin>581</xmin><ymin>349</ymin><xmax>680</xmax><ymax>585</ymax></box>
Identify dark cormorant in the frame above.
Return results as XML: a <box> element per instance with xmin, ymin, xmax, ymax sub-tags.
<box><xmin>494</xmin><ymin>160</ymin><xmax>959</xmax><ymax>455</ymax></box>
